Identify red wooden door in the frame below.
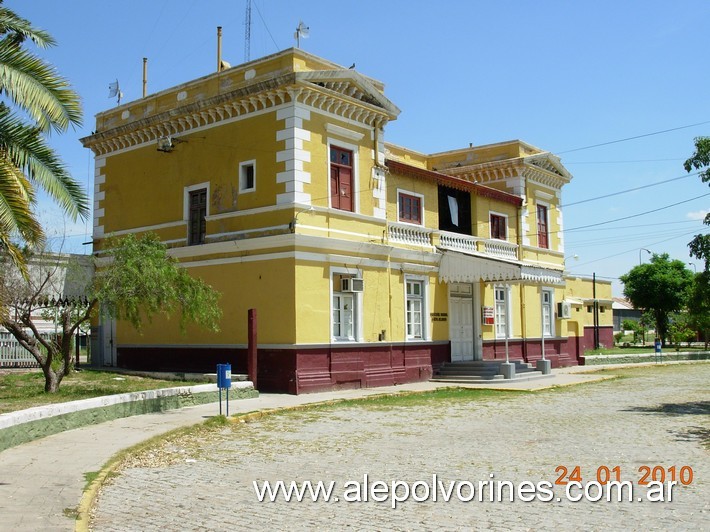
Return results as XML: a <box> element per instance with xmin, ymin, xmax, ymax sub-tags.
<box><xmin>330</xmin><ymin>146</ymin><xmax>353</xmax><ymax>212</ymax></box>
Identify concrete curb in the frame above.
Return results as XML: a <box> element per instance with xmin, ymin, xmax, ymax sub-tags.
<box><xmin>0</xmin><ymin>382</ymin><xmax>257</xmax><ymax>452</ymax></box>
<box><xmin>584</xmin><ymin>351</ymin><xmax>710</xmax><ymax>365</ymax></box>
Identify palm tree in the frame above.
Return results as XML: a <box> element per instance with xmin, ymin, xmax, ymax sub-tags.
<box><xmin>0</xmin><ymin>2</ymin><xmax>88</xmax><ymax>267</ymax></box>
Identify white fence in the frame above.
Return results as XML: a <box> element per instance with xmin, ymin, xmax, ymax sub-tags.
<box><xmin>0</xmin><ymin>332</ymin><xmax>43</xmax><ymax>368</ymax></box>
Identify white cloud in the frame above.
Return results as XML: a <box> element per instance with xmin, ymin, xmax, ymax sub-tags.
<box><xmin>687</xmin><ymin>210</ymin><xmax>709</xmax><ymax>221</ymax></box>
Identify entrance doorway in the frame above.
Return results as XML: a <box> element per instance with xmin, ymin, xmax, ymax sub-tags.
<box><xmin>449</xmin><ymin>283</ymin><xmax>480</xmax><ymax>361</ymax></box>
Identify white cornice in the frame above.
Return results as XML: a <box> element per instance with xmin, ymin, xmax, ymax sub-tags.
<box><xmin>81</xmin><ymin>72</ymin><xmax>398</xmax><ymax>157</ymax></box>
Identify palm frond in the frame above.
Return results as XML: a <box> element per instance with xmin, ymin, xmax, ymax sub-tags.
<box><xmin>0</xmin><ymin>107</ymin><xmax>88</xmax><ymax>220</ymax></box>
<box><xmin>0</xmin><ymin>7</ymin><xmax>55</xmax><ymax>48</ymax></box>
<box><xmin>0</xmin><ymin>161</ymin><xmax>43</xmax><ymax>245</ymax></box>
<box><xmin>0</xmin><ymin>42</ymin><xmax>81</xmax><ymax>132</ymax></box>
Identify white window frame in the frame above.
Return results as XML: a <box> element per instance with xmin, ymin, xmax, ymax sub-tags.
<box><xmin>494</xmin><ymin>284</ymin><xmax>513</xmax><ymax>339</ymax></box>
<box><xmin>330</xmin><ymin>266</ymin><xmax>362</xmax><ymax>342</ymax></box>
<box><xmin>184</xmin><ymin>182</ymin><xmax>210</xmax><ymax>244</ymax></box>
<box><xmin>405</xmin><ymin>275</ymin><xmax>429</xmax><ymax>341</ymax></box>
<box><xmin>183</xmin><ymin>182</ymin><xmax>210</xmax><ymax>221</ymax></box>
<box><xmin>327</xmin><ymin>137</ymin><xmax>359</xmax><ymax>214</ymax></box>
<box><xmin>536</xmin><ymin>200</ymin><xmax>550</xmax><ymax>250</ymax></box>
<box><xmin>542</xmin><ymin>288</ymin><xmax>554</xmax><ymax>337</ymax></box>
<box><xmin>489</xmin><ymin>211</ymin><xmax>508</xmax><ymax>241</ymax></box>
<box><xmin>239</xmin><ymin>160</ymin><xmax>256</xmax><ymax>193</ymax></box>
<box><xmin>397</xmin><ymin>188</ymin><xmax>425</xmax><ymax>226</ymax></box>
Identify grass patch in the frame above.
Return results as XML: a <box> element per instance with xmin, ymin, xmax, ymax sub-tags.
<box><xmin>83</xmin><ymin>471</ymin><xmax>100</xmax><ymax>490</ymax></box>
<box><xmin>0</xmin><ymin>369</ymin><xmax>204</xmax><ymax>415</ymax></box>
<box><xmin>585</xmin><ymin>345</ymin><xmax>707</xmax><ymax>356</ymax></box>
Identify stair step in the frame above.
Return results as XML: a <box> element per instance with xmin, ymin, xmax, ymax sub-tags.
<box><xmin>430</xmin><ymin>374</ymin><xmax>506</xmax><ymax>382</ymax></box>
<box><xmin>431</xmin><ymin>359</ymin><xmax>555</xmax><ymax>383</ymax></box>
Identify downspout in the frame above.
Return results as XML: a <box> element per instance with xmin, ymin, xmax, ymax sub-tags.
<box><xmin>517</xmin><ymin>195</ymin><xmax>528</xmax><ymax>360</ymax></box>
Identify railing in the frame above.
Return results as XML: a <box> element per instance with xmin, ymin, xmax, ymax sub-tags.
<box><xmin>387</xmin><ymin>222</ymin><xmax>433</xmax><ymax>247</ymax></box>
<box><xmin>388</xmin><ymin>225</ymin><xmax>520</xmax><ymax>261</ymax></box>
<box><xmin>438</xmin><ymin>232</ymin><xmax>480</xmax><ymax>254</ymax></box>
<box><xmin>0</xmin><ymin>332</ymin><xmax>43</xmax><ymax>368</ymax></box>
<box><xmin>438</xmin><ymin>231</ymin><xmax>519</xmax><ymax>260</ymax></box>
<box><xmin>483</xmin><ymin>239</ymin><xmax>518</xmax><ymax>260</ymax></box>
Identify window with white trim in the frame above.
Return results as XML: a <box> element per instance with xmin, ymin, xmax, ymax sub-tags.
<box><xmin>398</xmin><ymin>191</ymin><xmax>423</xmax><ymax>224</ymax></box>
<box><xmin>406</xmin><ymin>278</ymin><xmax>426</xmax><ymax>340</ymax></box>
<box><xmin>495</xmin><ymin>285</ymin><xmax>512</xmax><ymax>339</ymax></box>
<box><xmin>537</xmin><ymin>203</ymin><xmax>549</xmax><ymax>249</ymax></box>
<box><xmin>331</xmin><ymin>271</ymin><xmax>361</xmax><ymax>341</ymax></box>
<box><xmin>490</xmin><ymin>213</ymin><xmax>507</xmax><ymax>240</ymax></box>
<box><xmin>332</xmin><ymin>293</ymin><xmax>355</xmax><ymax>340</ymax></box>
<box><xmin>542</xmin><ymin>289</ymin><xmax>553</xmax><ymax>337</ymax></box>
<box><xmin>239</xmin><ymin>160</ymin><xmax>255</xmax><ymax>193</ymax></box>
<box><xmin>188</xmin><ymin>188</ymin><xmax>206</xmax><ymax>245</ymax></box>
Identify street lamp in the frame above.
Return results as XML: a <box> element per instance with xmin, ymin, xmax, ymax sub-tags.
<box><xmin>563</xmin><ymin>254</ymin><xmax>579</xmax><ymax>267</ymax></box>
<box><xmin>688</xmin><ymin>262</ymin><xmax>697</xmax><ymax>273</ymax></box>
<box><xmin>639</xmin><ymin>248</ymin><xmax>651</xmax><ymax>265</ymax></box>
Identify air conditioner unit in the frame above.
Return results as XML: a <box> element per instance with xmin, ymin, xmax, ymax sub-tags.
<box><xmin>341</xmin><ymin>278</ymin><xmax>364</xmax><ymax>293</ymax></box>
<box><xmin>557</xmin><ymin>301</ymin><xmax>572</xmax><ymax>319</ymax></box>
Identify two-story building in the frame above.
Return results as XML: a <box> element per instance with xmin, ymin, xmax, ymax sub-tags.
<box><xmin>80</xmin><ymin>48</ymin><xmax>612</xmax><ymax>393</ymax></box>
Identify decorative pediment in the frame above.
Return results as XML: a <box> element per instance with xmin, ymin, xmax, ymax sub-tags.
<box><xmin>296</xmin><ymin>70</ymin><xmax>400</xmax><ymax>119</ymax></box>
<box><xmin>523</xmin><ymin>153</ymin><xmax>572</xmax><ymax>186</ymax></box>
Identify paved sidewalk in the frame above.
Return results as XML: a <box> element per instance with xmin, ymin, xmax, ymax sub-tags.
<box><xmin>0</xmin><ymin>361</ymin><xmax>701</xmax><ymax>531</ymax></box>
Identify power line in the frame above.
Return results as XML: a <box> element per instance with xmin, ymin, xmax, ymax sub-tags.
<box><xmin>565</xmin><ymin>219</ymin><xmax>700</xmax><ymax>233</ymax></box>
<box><xmin>557</xmin><ymin>120</ymin><xmax>710</xmax><ymax>154</ymax></box>
<box><xmin>252</xmin><ymin>0</ymin><xmax>280</xmax><ymax>52</ymax></box>
<box><xmin>564</xmin><ymin>193</ymin><xmax>710</xmax><ymax>233</ymax></box>
<box><xmin>562</xmin><ymin>171</ymin><xmax>700</xmax><ymax>207</ymax></box>
<box><xmin>571</xmin><ymin>228</ymin><xmax>707</xmax><ymax>269</ymax></box>
<box><xmin>564</xmin><ymin>158</ymin><xmax>684</xmax><ymax>165</ymax></box>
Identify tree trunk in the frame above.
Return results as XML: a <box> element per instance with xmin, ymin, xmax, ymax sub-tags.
<box><xmin>44</xmin><ymin>367</ymin><xmax>60</xmax><ymax>393</ymax></box>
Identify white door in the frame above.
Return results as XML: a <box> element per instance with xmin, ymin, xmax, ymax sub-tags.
<box><xmin>101</xmin><ymin>315</ymin><xmax>117</xmax><ymax>366</ymax></box>
<box><xmin>450</xmin><ymin>283</ymin><xmax>476</xmax><ymax>362</ymax></box>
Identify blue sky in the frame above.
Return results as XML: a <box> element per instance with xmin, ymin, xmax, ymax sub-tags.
<box><xmin>11</xmin><ymin>0</ymin><xmax>709</xmax><ymax>294</ymax></box>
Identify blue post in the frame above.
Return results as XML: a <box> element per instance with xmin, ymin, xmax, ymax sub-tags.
<box><xmin>217</xmin><ymin>363</ymin><xmax>232</xmax><ymax>415</ymax></box>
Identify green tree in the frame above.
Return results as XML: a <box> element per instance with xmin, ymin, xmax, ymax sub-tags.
<box><xmin>687</xmin><ymin>271</ymin><xmax>710</xmax><ymax>349</ymax></box>
<box><xmin>684</xmin><ymin>136</ymin><xmax>710</xmax><ymax>271</ymax></box>
<box><xmin>0</xmin><ymin>2</ymin><xmax>87</xmax><ymax>267</ymax></box>
<box><xmin>621</xmin><ymin>319</ymin><xmax>641</xmax><ymax>343</ymax></box>
<box><xmin>0</xmin><ymin>234</ymin><xmax>222</xmax><ymax>393</ymax></box>
<box><xmin>619</xmin><ymin>254</ymin><xmax>694</xmax><ymax>347</ymax></box>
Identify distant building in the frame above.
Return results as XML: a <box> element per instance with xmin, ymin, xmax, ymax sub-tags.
<box><xmin>80</xmin><ymin>48</ymin><xmax>612</xmax><ymax>393</ymax></box>
<box><xmin>0</xmin><ymin>253</ymin><xmax>92</xmax><ymax>367</ymax></box>
<box><xmin>612</xmin><ymin>297</ymin><xmax>642</xmax><ymax>332</ymax></box>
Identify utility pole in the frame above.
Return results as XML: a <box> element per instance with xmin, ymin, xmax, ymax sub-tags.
<box><xmin>593</xmin><ymin>272</ymin><xmax>599</xmax><ymax>349</ymax></box>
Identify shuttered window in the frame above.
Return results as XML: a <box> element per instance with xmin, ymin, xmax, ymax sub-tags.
<box><xmin>188</xmin><ymin>188</ymin><xmax>206</xmax><ymax>245</ymax></box>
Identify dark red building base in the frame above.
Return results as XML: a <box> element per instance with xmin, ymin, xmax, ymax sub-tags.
<box><xmin>117</xmin><ymin>342</ymin><xmax>449</xmax><ymax>394</ymax></box>
<box><xmin>481</xmin><ymin>326</ymin><xmax>614</xmax><ymax>368</ymax></box>
<box><xmin>115</xmin><ymin>329</ymin><xmax>610</xmax><ymax>394</ymax></box>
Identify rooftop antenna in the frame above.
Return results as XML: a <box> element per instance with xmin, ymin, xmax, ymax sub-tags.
<box><xmin>244</xmin><ymin>0</ymin><xmax>251</xmax><ymax>62</ymax></box>
<box><xmin>108</xmin><ymin>79</ymin><xmax>123</xmax><ymax>105</ymax></box>
<box><xmin>294</xmin><ymin>20</ymin><xmax>309</xmax><ymax>48</ymax></box>
<box><xmin>142</xmin><ymin>58</ymin><xmax>147</xmax><ymax>98</ymax></box>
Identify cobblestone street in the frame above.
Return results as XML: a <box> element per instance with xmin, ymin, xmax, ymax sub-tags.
<box><xmin>91</xmin><ymin>364</ymin><xmax>709</xmax><ymax>531</ymax></box>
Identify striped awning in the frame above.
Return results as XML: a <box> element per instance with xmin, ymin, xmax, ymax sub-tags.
<box><xmin>520</xmin><ymin>265</ymin><xmax>565</xmax><ymax>285</ymax></box>
<box><xmin>438</xmin><ymin>250</ymin><xmax>522</xmax><ymax>283</ymax></box>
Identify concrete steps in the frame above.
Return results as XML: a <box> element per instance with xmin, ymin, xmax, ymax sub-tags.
<box><xmin>431</xmin><ymin>360</ymin><xmax>552</xmax><ymax>383</ymax></box>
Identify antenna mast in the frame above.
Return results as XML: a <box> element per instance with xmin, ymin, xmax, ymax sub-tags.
<box><xmin>244</xmin><ymin>0</ymin><xmax>252</xmax><ymax>62</ymax></box>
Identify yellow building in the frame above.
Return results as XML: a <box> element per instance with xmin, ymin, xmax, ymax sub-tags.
<box><xmin>81</xmin><ymin>48</ymin><xmax>612</xmax><ymax>393</ymax></box>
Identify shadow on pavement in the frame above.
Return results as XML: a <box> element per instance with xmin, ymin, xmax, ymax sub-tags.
<box><xmin>623</xmin><ymin>400</ymin><xmax>710</xmax><ymax>416</ymax></box>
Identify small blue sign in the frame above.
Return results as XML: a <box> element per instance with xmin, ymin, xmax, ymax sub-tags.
<box><xmin>654</xmin><ymin>340</ymin><xmax>662</xmax><ymax>354</ymax></box>
<box><xmin>217</xmin><ymin>363</ymin><xmax>232</xmax><ymax>389</ymax></box>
